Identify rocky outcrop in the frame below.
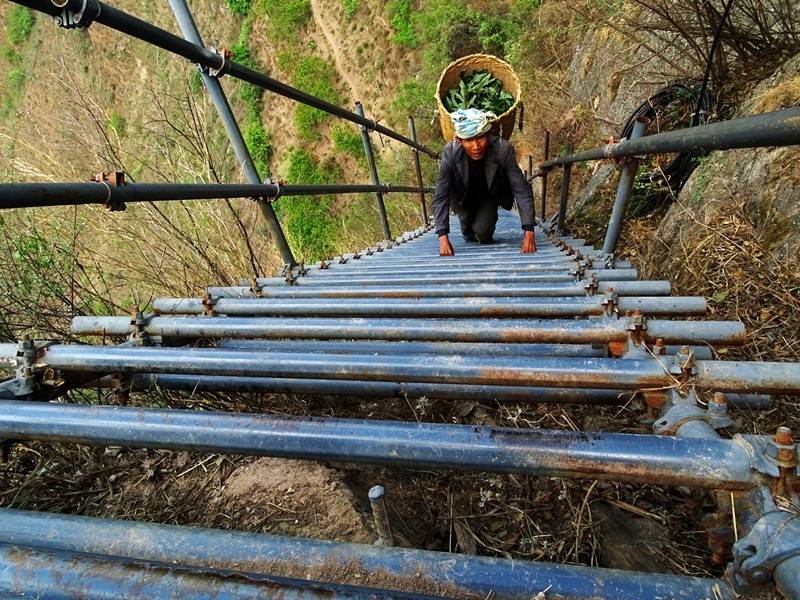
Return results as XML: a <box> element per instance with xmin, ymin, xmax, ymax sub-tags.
<box><xmin>656</xmin><ymin>52</ymin><xmax>800</xmax><ymax>261</ymax></box>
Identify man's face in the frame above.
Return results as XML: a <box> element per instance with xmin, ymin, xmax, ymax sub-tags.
<box><xmin>457</xmin><ymin>134</ymin><xmax>489</xmax><ymax>160</ymax></box>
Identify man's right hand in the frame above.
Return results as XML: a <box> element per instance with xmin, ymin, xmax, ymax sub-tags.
<box><xmin>439</xmin><ymin>235</ymin><xmax>454</xmax><ymax>256</ymax></box>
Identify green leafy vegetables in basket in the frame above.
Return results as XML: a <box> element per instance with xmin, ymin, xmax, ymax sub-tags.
<box><xmin>443</xmin><ymin>70</ymin><xmax>515</xmax><ymax>115</ymax></box>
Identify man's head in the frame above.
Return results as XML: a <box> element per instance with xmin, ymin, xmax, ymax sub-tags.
<box><xmin>450</xmin><ymin>108</ymin><xmax>495</xmax><ymax>161</ymax></box>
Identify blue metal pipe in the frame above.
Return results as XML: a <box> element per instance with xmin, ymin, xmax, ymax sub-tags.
<box><xmin>0</xmin><ymin>543</ymin><xmax>412</xmax><ymax>599</ymax></box>
<box><xmin>0</xmin><ymin>509</ymin><xmax>735</xmax><ymax>600</ymax></box>
<box><xmin>9</xmin><ymin>344</ymin><xmax>793</xmax><ymax>392</ymax></box>
<box><xmin>213</xmin><ymin>339</ymin><xmax>608</xmax><ymax>357</ymax></box>
<box><xmin>96</xmin><ymin>374</ymin><xmax>769</xmax><ymax>408</ymax></box>
<box><xmin>207</xmin><ymin>280</ymin><xmax>672</xmax><ymax>298</ymax></box>
<box><xmin>0</xmin><ymin>400</ymin><xmax>757</xmax><ymax>488</ymax></box>
<box><xmin>254</xmin><ymin>269</ymin><xmax>640</xmax><ymax>287</ymax></box>
<box><xmin>69</xmin><ymin>315</ymin><xmax>744</xmax><ymax>345</ymax></box>
<box><xmin>104</xmin><ymin>373</ymin><xmax>629</xmax><ymax>404</ymax></box>
<box><xmin>153</xmin><ymin>296</ymin><xmax>707</xmax><ymax>318</ymax></box>
<box><xmin>602</xmin><ymin>117</ymin><xmax>649</xmax><ymax>257</ymax></box>
<box><xmin>775</xmin><ymin>555</ymin><xmax>800</xmax><ymax>600</ymax></box>
<box><xmin>151</xmin><ymin>297</ymin><xmax>706</xmax><ymax>318</ymax></box>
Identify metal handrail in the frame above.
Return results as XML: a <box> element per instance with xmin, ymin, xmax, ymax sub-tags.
<box><xmin>0</xmin><ymin>182</ymin><xmax>434</xmax><ymax>211</ymax></box>
<box><xmin>540</xmin><ymin>106</ymin><xmax>800</xmax><ymax>169</ymax></box>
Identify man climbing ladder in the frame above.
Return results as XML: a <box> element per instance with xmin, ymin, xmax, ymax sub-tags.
<box><xmin>433</xmin><ymin>108</ymin><xmax>537</xmax><ymax>256</ymax></box>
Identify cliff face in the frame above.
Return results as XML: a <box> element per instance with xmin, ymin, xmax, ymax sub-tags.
<box><xmin>656</xmin><ymin>53</ymin><xmax>800</xmax><ymax>262</ymax></box>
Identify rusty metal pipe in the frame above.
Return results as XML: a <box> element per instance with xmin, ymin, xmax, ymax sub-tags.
<box><xmin>254</xmin><ymin>270</ymin><xmax>640</xmax><ymax>287</ymax></box>
<box><xmin>0</xmin><ymin>543</ymin><xmax>389</xmax><ymax>599</ymax></box>
<box><xmin>207</xmin><ymin>280</ymin><xmax>672</xmax><ymax>299</ymax></box>
<box><xmin>0</xmin><ymin>508</ymin><xmax>735</xmax><ymax>600</ymax></box>
<box><xmin>69</xmin><ymin>315</ymin><xmax>744</xmax><ymax>345</ymax></box>
<box><xmin>11</xmin><ymin>345</ymin><xmax>797</xmax><ymax>393</ymax></box>
<box><xmin>153</xmin><ymin>296</ymin><xmax>707</xmax><ymax>318</ymax></box>
<box><xmin>557</xmin><ymin>143</ymin><xmax>574</xmax><ymax>234</ymax></box>
<box><xmin>0</xmin><ymin>400</ymin><xmax>757</xmax><ymax>489</ymax></box>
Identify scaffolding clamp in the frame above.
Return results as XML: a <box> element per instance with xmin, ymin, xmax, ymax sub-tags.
<box><xmin>129</xmin><ymin>306</ymin><xmax>152</xmax><ymax>347</ymax></box>
<box><xmin>583</xmin><ymin>273</ymin><xmax>599</xmax><ymax>297</ymax></box>
<box><xmin>250</xmin><ymin>277</ymin><xmax>263</xmax><ymax>297</ymax></box>
<box><xmin>730</xmin><ymin>504</ymin><xmax>800</xmax><ymax>593</ymax></box>
<box><xmin>601</xmin><ymin>288</ymin><xmax>619</xmax><ymax>317</ymax></box>
<box><xmin>51</xmin><ymin>0</ymin><xmax>101</xmax><ymax>29</ymax></box>
<box><xmin>653</xmin><ymin>390</ymin><xmax>733</xmax><ymax>435</ymax></box>
<box><xmin>91</xmin><ymin>171</ymin><xmax>126</xmax><ymax>211</ymax></box>
<box><xmin>201</xmin><ymin>291</ymin><xmax>217</xmax><ymax>317</ymax></box>
<box><xmin>207</xmin><ymin>47</ymin><xmax>234</xmax><ymax>78</ymax></box>
<box><xmin>625</xmin><ymin>308</ymin><xmax>647</xmax><ymax>346</ymax></box>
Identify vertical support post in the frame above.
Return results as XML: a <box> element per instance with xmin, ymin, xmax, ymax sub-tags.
<box><xmin>526</xmin><ymin>155</ymin><xmax>535</xmax><ymax>221</ymax></box>
<box><xmin>368</xmin><ymin>485</ymin><xmax>394</xmax><ymax>546</ymax></box>
<box><xmin>601</xmin><ymin>117</ymin><xmax>650</xmax><ymax>260</ymax></box>
<box><xmin>408</xmin><ymin>116</ymin><xmax>428</xmax><ymax>224</ymax></box>
<box><xmin>556</xmin><ymin>142</ymin><xmax>573</xmax><ymax>235</ymax></box>
<box><xmin>168</xmin><ymin>0</ymin><xmax>296</xmax><ymax>267</ymax></box>
<box><xmin>541</xmin><ymin>130</ymin><xmax>550</xmax><ymax>222</ymax></box>
<box><xmin>356</xmin><ymin>102</ymin><xmax>392</xmax><ymax>240</ymax></box>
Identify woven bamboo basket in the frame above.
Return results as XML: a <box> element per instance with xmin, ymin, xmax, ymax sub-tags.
<box><xmin>436</xmin><ymin>53</ymin><xmax>521</xmax><ymax>141</ymax></box>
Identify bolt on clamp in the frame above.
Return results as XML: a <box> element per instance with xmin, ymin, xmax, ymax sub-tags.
<box><xmin>129</xmin><ymin>306</ymin><xmax>151</xmax><ymax>347</ymax></box>
<box><xmin>51</xmin><ymin>0</ymin><xmax>101</xmax><ymax>29</ymax></box>
<box><xmin>729</xmin><ymin>505</ymin><xmax>800</xmax><ymax>593</ymax></box>
<box><xmin>601</xmin><ymin>288</ymin><xmax>619</xmax><ymax>317</ymax></box>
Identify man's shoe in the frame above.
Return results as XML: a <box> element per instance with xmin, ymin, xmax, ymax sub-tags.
<box><xmin>462</xmin><ymin>231</ymin><xmax>477</xmax><ymax>242</ymax></box>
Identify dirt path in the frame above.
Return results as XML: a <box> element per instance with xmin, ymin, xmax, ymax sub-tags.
<box><xmin>309</xmin><ymin>0</ymin><xmax>362</xmax><ymax>102</ymax></box>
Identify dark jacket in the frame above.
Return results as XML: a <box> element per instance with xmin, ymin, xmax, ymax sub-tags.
<box><xmin>432</xmin><ymin>135</ymin><xmax>534</xmax><ymax>236</ymax></box>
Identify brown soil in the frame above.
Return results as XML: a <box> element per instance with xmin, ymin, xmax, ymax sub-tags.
<box><xmin>216</xmin><ymin>457</ymin><xmax>373</xmax><ymax>543</ymax></box>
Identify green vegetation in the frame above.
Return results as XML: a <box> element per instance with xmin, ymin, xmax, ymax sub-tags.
<box><xmin>3</xmin><ymin>47</ymin><xmax>21</xmax><ymax>65</ymax></box>
<box><xmin>226</xmin><ymin>0</ymin><xmax>252</xmax><ymax>16</ymax></box>
<box><xmin>6</xmin><ymin>6</ymin><xmax>34</xmax><ymax>46</ymax></box>
<box><xmin>107</xmin><ymin>112</ymin><xmax>126</xmax><ymax>138</ymax></box>
<box><xmin>7</xmin><ymin>69</ymin><xmax>25</xmax><ymax>89</ymax></box>
<box><xmin>291</xmin><ymin>56</ymin><xmax>340</xmax><ymax>140</ymax></box>
<box><xmin>386</xmin><ymin>0</ymin><xmax>538</xmax><ymax>135</ymax></box>
<box><xmin>443</xmin><ymin>70</ymin><xmax>514</xmax><ymax>114</ymax></box>
<box><xmin>243</xmin><ymin>120</ymin><xmax>272</xmax><ymax>176</ymax></box>
<box><xmin>342</xmin><ymin>0</ymin><xmax>359</xmax><ymax>17</ymax></box>
<box><xmin>331</xmin><ymin>123</ymin><xmax>363</xmax><ymax>160</ymax></box>
<box><xmin>255</xmin><ymin>0</ymin><xmax>312</xmax><ymax>37</ymax></box>
<box><xmin>386</xmin><ymin>0</ymin><xmax>417</xmax><ymax>47</ymax></box>
<box><xmin>226</xmin><ymin>14</ymin><xmax>273</xmax><ymax>175</ymax></box>
<box><xmin>276</xmin><ymin>149</ymin><xmax>340</xmax><ymax>259</ymax></box>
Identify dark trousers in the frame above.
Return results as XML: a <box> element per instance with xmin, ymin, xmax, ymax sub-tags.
<box><xmin>458</xmin><ymin>199</ymin><xmax>498</xmax><ymax>242</ymax></box>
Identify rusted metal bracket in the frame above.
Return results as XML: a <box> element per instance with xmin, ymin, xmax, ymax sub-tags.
<box><xmin>129</xmin><ymin>306</ymin><xmax>153</xmax><ymax>347</ymax></box>
<box><xmin>625</xmin><ymin>308</ymin><xmax>647</xmax><ymax>346</ymax></box>
<box><xmin>250</xmin><ymin>277</ymin><xmax>262</xmax><ymax>298</ymax></box>
<box><xmin>584</xmin><ymin>273</ymin><xmax>599</xmax><ymax>297</ymax></box>
<box><xmin>52</xmin><ymin>0</ymin><xmax>101</xmax><ymax>29</ymax></box>
<box><xmin>669</xmin><ymin>345</ymin><xmax>696</xmax><ymax>393</ymax></box>
<box><xmin>201</xmin><ymin>292</ymin><xmax>217</xmax><ymax>317</ymax></box>
<box><xmin>654</xmin><ymin>389</ymin><xmax>733</xmax><ymax>435</ymax></box>
<box><xmin>601</xmin><ymin>288</ymin><xmax>619</xmax><ymax>317</ymax></box>
<box><xmin>91</xmin><ymin>171</ymin><xmax>126</xmax><ymax>211</ymax></box>
<box><xmin>0</xmin><ymin>338</ymin><xmax>60</xmax><ymax>400</ymax></box>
